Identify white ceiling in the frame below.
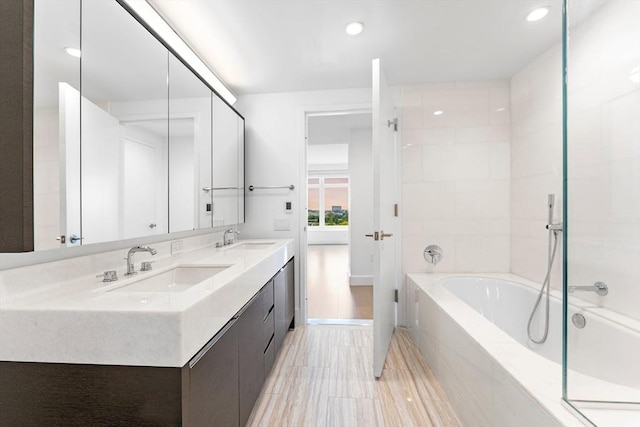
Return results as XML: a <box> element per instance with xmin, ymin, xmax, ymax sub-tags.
<box><xmin>148</xmin><ymin>0</ymin><xmax>575</xmax><ymax>96</ymax></box>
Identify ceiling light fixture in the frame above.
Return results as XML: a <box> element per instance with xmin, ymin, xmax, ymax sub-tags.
<box><xmin>120</xmin><ymin>0</ymin><xmax>237</xmax><ymax>104</ymax></box>
<box><xmin>64</xmin><ymin>47</ymin><xmax>81</xmax><ymax>58</ymax></box>
<box><xmin>433</xmin><ymin>110</ymin><xmax>444</xmax><ymax>116</ymax></box>
<box><xmin>345</xmin><ymin>21</ymin><xmax>364</xmax><ymax>36</ymax></box>
<box><xmin>526</xmin><ymin>6</ymin><xmax>550</xmax><ymax>22</ymax></box>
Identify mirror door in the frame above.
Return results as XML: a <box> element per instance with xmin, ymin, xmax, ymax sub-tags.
<box><xmin>169</xmin><ymin>54</ymin><xmax>213</xmax><ymax>232</ymax></box>
<box><xmin>81</xmin><ymin>0</ymin><xmax>169</xmax><ymax>244</ymax></box>
<box><xmin>372</xmin><ymin>58</ymin><xmax>398</xmax><ymax>378</ymax></box>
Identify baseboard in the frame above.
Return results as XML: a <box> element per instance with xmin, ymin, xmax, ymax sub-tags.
<box><xmin>349</xmin><ymin>275</ymin><xmax>372</xmax><ymax>286</ymax></box>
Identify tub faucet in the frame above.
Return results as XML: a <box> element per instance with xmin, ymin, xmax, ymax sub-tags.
<box><xmin>126</xmin><ymin>246</ymin><xmax>157</xmax><ymax>276</ymax></box>
<box><xmin>223</xmin><ymin>229</ymin><xmax>240</xmax><ymax>246</ymax></box>
<box><xmin>568</xmin><ymin>281</ymin><xmax>608</xmax><ymax>296</ymax></box>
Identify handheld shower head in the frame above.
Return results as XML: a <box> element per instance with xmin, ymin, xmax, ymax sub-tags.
<box><xmin>548</xmin><ymin>194</ymin><xmax>555</xmax><ymax>224</ymax></box>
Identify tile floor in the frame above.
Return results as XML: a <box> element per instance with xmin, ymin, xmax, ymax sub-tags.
<box><xmin>307</xmin><ymin>245</ymin><xmax>373</xmax><ymax>320</ymax></box>
<box><xmin>247</xmin><ymin>325</ymin><xmax>461</xmax><ymax>427</ymax></box>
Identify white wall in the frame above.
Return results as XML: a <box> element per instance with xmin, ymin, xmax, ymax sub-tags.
<box><xmin>511</xmin><ymin>1</ymin><xmax>639</xmax><ymax>321</ymax></box>
<box><xmin>509</xmin><ymin>44</ymin><xmax>564</xmax><ymax>293</ymax></box>
<box><xmin>33</xmin><ymin>108</ymin><xmax>60</xmax><ymax>251</ymax></box>
<box><xmin>169</xmin><ymin>135</ymin><xmax>195</xmax><ymax>231</ymax></box>
<box><xmin>307</xmin><ymin>143</ymin><xmax>348</xmax><ymax>171</ymax></box>
<box><xmin>235</xmin><ymin>87</ymin><xmax>371</xmax><ymax>322</ymax></box>
<box><xmin>348</xmin><ymin>128</ymin><xmax>373</xmax><ymax>285</ymax></box>
<box><xmin>400</xmin><ymin>80</ymin><xmax>511</xmax><ymax>275</ymax></box>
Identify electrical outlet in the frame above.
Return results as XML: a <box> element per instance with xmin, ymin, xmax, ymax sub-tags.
<box><xmin>171</xmin><ymin>240</ymin><xmax>184</xmax><ymax>254</ymax></box>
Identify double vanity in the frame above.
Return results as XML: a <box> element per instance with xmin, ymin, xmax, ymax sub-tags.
<box><xmin>0</xmin><ymin>239</ymin><xmax>295</xmax><ymax>426</ymax></box>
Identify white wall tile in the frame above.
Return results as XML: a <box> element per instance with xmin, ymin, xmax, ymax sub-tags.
<box><xmin>402</xmin><ymin>80</ymin><xmax>511</xmax><ymax>275</ymax></box>
<box><xmin>510</xmin><ymin>0</ymin><xmax>640</xmax><ymax>321</ymax></box>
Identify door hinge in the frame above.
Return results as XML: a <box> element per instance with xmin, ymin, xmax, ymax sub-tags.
<box><xmin>394</xmin><ymin>289</ymin><xmax>399</xmax><ymax>303</ymax></box>
<box><xmin>394</xmin><ymin>203</ymin><xmax>399</xmax><ymax>217</ymax></box>
<box><xmin>387</xmin><ymin>118</ymin><xmax>398</xmax><ymax>132</ymax></box>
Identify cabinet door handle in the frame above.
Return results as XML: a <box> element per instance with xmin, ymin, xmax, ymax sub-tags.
<box><xmin>189</xmin><ymin>317</ymin><xmax>237</xmax><ymax>368</ymax></box>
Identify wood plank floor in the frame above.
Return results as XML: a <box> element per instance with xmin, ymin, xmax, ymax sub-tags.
<box><xmin>247</xmin><ymin>325</ymin><xmax>461</xmax><ymax>427</ymax></box>
<box><xmin>307</xmin><ymin>245</ymin><xmax>373</xmax><ymax>320</ymax></box>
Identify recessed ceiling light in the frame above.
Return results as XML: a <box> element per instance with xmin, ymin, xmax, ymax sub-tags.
<box><xmin>526</xmin><ymin>6</ymin><xmax>550</xmax><ymax>22</ymax></box>
<box><xmin>433</xmin><ymin>110</ymin><xmax>444</xmax><ymax>116</ymax></box>
<box><xmin>345</xmin><ymin>21</ymin><xmax>364</xmax><ymax>36</ymax></box>
<box><xmin>496</xmin><ymin>107</ymin><xmax>506</xmax><ymax>112</ymax></box>
<box><xmin>64</xmin><ymin>47</ymin><xmax>81</xmax><ymax>58</ymax></box>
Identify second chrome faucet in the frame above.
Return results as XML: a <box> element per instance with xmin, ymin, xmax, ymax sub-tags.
<box><xmin>223</xmin><ymin>229</ymin><xmax>240</xmax><ymax>246</ymax></box>
<box><xmin>125</xmin><ymin>246</ymin><xmax>157</xmax><ymax>276</ymax></box>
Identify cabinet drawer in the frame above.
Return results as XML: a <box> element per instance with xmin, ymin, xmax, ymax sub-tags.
<box><xmin>264</xmin><ymin>337</ymin><xmax>276</xmax><ymax>376</ymax></box>
<box><xmin>262</xmin><ymin>279</ymin><xmax>274</xmax><ymax>320</ymax></box>
<box><xmin>263</xmin><ymin>308</ymin><xmax>274</xmax><ymax>351</ymax></box>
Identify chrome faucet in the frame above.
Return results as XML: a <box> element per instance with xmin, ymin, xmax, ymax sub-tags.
<box><xmin>223</xmin><ymin>229</ymin><xmax>240</xmax><ymax>246</ymax></box>
<box><xmin>125</xmin><ymin>246</ymin><xmax>157</xmax><ymax>276</ymax></box>
<box><xmin>569</xmin><ymin>281</ymin><xmax>608</xmax><ymax>296</ymax></box>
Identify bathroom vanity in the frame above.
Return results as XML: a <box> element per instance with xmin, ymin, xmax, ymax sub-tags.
<box><xmin>0</xmin><ymin>240</ymin><xmax>295</xmax><ymax>426</ymax></box>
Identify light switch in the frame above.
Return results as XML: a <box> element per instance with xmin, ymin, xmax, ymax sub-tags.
<box><xmin>284</xmin><ymin>201</ymin><xmax>293</xmax><ymax>214</ymax></box>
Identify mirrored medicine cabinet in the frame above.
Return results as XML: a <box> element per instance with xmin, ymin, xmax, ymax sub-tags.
<box><xmin>30</xmin><ymin>0</ymin><xmax>245</xmax><ymax>252</ymax></box>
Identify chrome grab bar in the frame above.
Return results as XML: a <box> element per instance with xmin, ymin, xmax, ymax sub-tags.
<box><xmin>248</xmin><ymin>184</ymin><xmax>295</xmax><ymax>191</ymax></box>
<box><xmin>568</xmin><ymin>281</ymin><xmax>608</xmax><ymax>296</ymax></box>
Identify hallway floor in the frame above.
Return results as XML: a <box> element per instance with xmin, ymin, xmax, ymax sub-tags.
<box><xmin>247</xmin><ymin>325</ymin><xmax>460</xmax><ymax>426</ymax></box>
<box><xmin>307</xmin><ymin>245</ymin><xmax>373</xmax><ymax>320</ymax></box>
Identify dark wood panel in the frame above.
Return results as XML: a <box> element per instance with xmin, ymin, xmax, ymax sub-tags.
<box><xmin>237</xmin><ymin>291</ymin><xmax>265</xmax><ymax>427</ymax></box>
<box><xmin>264</xmin><ymin>337</ymin><xmax>275</xmax><ymax>377</ymax></box>
<box><xmin>187</xmin><ymin>321</ymin><xmax>239</xmax><ymax>427</ymax></box>
<box><xmin>284</xmin><ymin>258</ymin><xmax>295</xmax><ymax>328</ymax></box>
<box><xmin>263</xmin><ymin>309</ymin><xmax>275</xmax><ymax>351</ymax></box>
<box><xmin>261</xmin><ymin>279</ymin><xmax>274</xmax><ymax>320</ymax></box>
<box><xmin>273</xmin><ymin>268</ymin><xmax>287</xmax><ymax>354</ymax></box>
<box><xmin>0</xmin><ymin>0</ymin><xmax>34</xmax><ymax>252</ymax></box>
<box><xmin>0</xmin><ymin>361</ymin><xmax>182</xmax><ymax>426</ymax></box>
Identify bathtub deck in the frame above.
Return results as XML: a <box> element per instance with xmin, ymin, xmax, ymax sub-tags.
<box><xmin>247</xmin><ymin>325</ymin><xmax>461</xmax><ymax>426</ymax></box>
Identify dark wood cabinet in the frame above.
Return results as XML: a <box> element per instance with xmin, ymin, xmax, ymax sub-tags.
<box><xmin>0</xmin><ymin>257</ymin><xmax>295</xmax><ymax>426</ymax></box>
<box><xmin>274</xmin><ymin>258</ymin><xmax>295</xmax><ymax>355</ymax></box>
<box><xmin>237</xmin><ymin>292</ymin><xmax>266</xmax><ymax>426</ymax></box>
<box><xmin>186</xmin><ymin>319</ymin><xmax>239</xmax><ymax>427</ymax></box>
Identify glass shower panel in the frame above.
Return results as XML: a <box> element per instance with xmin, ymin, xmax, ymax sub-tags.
<box><xmin>564</xmin><ymin>0</ymin><xmax>640</xmax><ymax>425</ymax></box>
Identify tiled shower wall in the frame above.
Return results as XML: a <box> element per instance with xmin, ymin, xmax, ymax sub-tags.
<box><xmin>509</xmin><ymin>46</ymin><xmax>564</xmax><ymax>291</ymax></box>
<box><xmin>564</xmin><ymin>1</ymin><xmax>639</xmax><ymax>320</ymax></box>
<box><xmin>401</xmin><ymin>81</ymin><xmax>511</xmax><ymax>274</ymax></box>
<box><xmin>401</xmin><ymin>1</ymin><xmax>639</xmax><ymax>321</ymax></box>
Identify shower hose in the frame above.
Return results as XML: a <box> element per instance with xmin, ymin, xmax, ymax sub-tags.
<box><xmin>526</xmin><ymin>229</ymin><xmax>560</xmax><ymax>344</ymax></box>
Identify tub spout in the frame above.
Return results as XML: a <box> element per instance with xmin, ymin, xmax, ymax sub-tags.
<box><xmin>568</xmin><ymin>281</ymin><xmax>608</xmax><ymax>296</ymax></box>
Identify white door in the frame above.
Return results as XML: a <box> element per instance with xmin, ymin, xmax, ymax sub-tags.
<box><xmin>123</xmin><ymin>139</ymin><xmax>156</xmax><ymax>238</ymax></box>
<box><xmin>59</xmin><ymin>83</ymin><xmax>81</xmax><ymax>247</ymax></box>
<box><xmin>372</xmin><ymin>58</ymin><xmax>397</xmax><ymax>378</ymax></box>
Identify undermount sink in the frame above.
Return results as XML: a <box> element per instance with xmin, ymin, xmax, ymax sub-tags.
<box><xmin>226</xmin><ymin>242</ymin><xmax>275</xmax><ymax>251</ymax></box>
<box><xmin>108</xmin><ymin>265</ymin><xmax>231</xmax><ymax>293</ymax></box>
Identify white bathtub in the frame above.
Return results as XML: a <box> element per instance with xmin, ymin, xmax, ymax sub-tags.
<box><xmin>406</xmin><ymin>273</ymin><xmax>640</xmax><ymax>427</ymax></box>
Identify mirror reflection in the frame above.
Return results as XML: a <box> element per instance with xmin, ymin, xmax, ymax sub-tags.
<box><xmin>81</xmin><ymin>0</ymin><xmax>169</xmax><ymax>244</ymax></box>
<box><xmin>169</xmin><ymin>54</ymin><xmax>213</xmax><ymax>232</ymax></box>
<box><xmin>212</xmin><ymin>96</ymin><xmax>240</xmax><ymax>226</ymax></box>
<box><xmin>33</xmin><ymin>0</ymin><xmax>80</xmax><ymax>250</ymax></box>
<box><xmin>31</xmin><ymin>0</ymin><xmax>245</xmax><ymax>253</ymax></box>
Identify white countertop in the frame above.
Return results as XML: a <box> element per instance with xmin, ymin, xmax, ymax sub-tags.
<box><xmin>0</xmin><ymin>239</ymin><xmax>294</xmax><ymax>367</ymax></box>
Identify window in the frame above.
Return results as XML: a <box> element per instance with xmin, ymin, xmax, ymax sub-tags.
<box><xmin>307</xmin><ymin>176</ymin><xmax>349</xmax><ymax>227</ymax></box>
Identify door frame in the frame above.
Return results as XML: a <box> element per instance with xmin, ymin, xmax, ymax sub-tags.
<box><xmin>297</xmin><ymin>105</ymin><xmax>371</xmax><ymax>325</ymax></box>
